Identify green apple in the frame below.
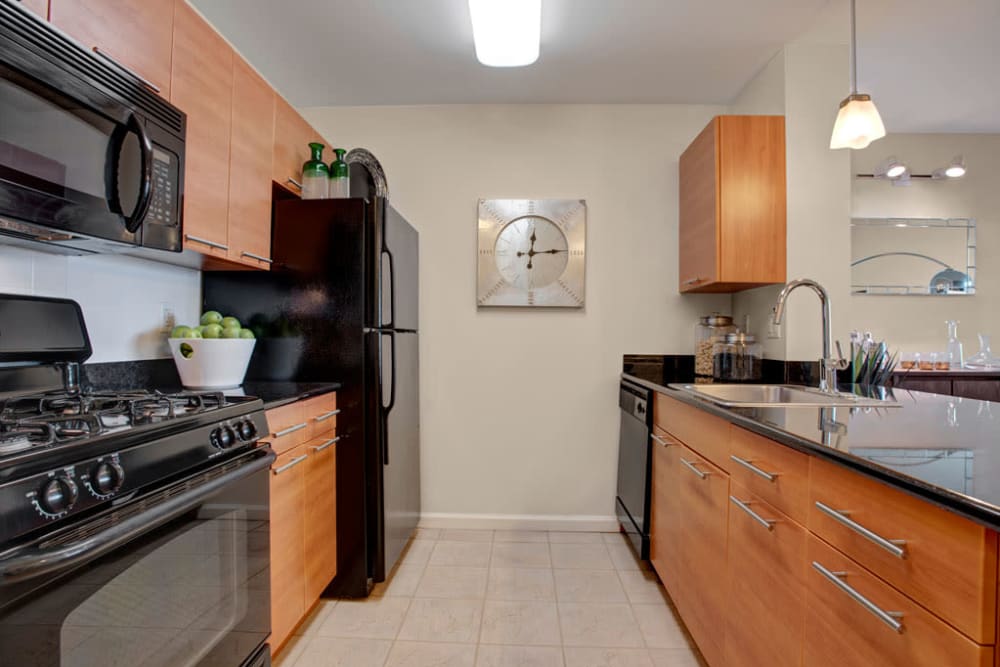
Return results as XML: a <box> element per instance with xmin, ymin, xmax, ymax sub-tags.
<box><xmin>221</xmin><ymin>326</ymin><xmax>242</xmax><ymax>339</ymax></box>
<box><xmin>220</xmin><ymin>316</ymin><xmax>241</xmax><ymax>330</ymax></box>
<box><xmin>188</xmin><ymin>328</ymin><xmax>202</xmax><ymax>338</ymax></box>
<box><xmin>202</xmin><ymin>323</ymin><xmax>224</xmax><ymax>339</ymax></box>
<box><xmin>170</xmin><ymin>325</ymin><xmax>193</xmax><ymax>339</ymax></box>
<box><xmin>238</xmin><ymin>329</ymin><xmax>255</xmax><ymax>339</ymax></box>
<box><xmin>200</xmin><ymin>311</ymin><xmax>224</xmax><ymax>326</ymax></box>
<box><xmin>179</xmin><ymin>342</ymin><xmax>195</xmax><ymax>358</ymax></box>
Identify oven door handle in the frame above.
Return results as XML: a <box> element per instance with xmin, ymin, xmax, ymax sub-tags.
<box><xmin>0</xmin><ymin>450</ymin><xmax>275</xmax><ymax>586</ymax></box>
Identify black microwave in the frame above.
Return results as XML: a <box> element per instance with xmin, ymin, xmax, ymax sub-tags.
<box><xmin>0</xmin><ymin>2</ymin><xmax>185</xmax><ymax>253</ymax></box>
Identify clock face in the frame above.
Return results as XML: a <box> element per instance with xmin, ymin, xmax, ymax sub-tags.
<box><xmin>495</xmin><ymin>216</ymin><xmax>569</xmax><ymax>290</ymax></box>
<box><xmin>477</xmin><ymin>199</ymin><xmax>586</xmax><ymax>308</ymax></box>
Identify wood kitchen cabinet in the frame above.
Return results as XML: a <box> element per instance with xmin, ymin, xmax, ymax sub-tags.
<box><xmin>726</xmin><ymin>483</ymin><xmax>807</xmax><ymax>667</ymax></box>
<box><xmin>273</xmin><ymin>95</ymin><xmax>325</xmax><ymax>196</ymax></box>
<box><xmin>304</xmin><ymin>434</ymin><xmax>338</xmax><ymax>601</ymax></box>
<box><xmin>679</xmin><ymin>115</ymin><xmax>786</xmax><ymax>293</ymax></box>
<box><xmin>227</xmin><ymin>56</ymin><xmax>275</xmax><ymax>269</ymax></box>
<box><xmin>650</xmin><ymin>425</ymin><xmax>683</xmax><ymax>597</ymax></box>
<box><xmin>269</xmin><ymin>445</ymin><xmax>307</xmax><ymax>653</ymax></box>
<box><xmin>50</xmin><ymin>0</ymin><xmax>174</xmax><ymax>96</ymax></box>
<box><xmin>170</xmin><ymin>0</ymin><xmax>232</xmax><ymax>258</ymax></box>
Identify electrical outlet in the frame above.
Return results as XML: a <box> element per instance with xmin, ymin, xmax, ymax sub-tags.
<box><xmin>160</xmin><ymin>304</ymin><xmax>176</xmax><ymax>334</ymax></box>
<box><xmin>767</xmin><ymin>308</ymin><xmax>781</xmax><ymax>339</ymax></box>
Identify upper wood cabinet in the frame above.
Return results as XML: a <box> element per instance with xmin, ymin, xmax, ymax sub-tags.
<box><xmin>50</xmin><ymin>0</ymin><xmax>174</xmax><ymax>97</ymax></box>
<box><xmin>679</xmin><ymin>115</ymin><xmax>786</xmax><ymax>293</ymax></box>
<box><xmin>227</xmin><ymin>56</ymin><xmax>275</xmax><ymax>269</ymax></box>
<box><xmin>17</xmin><ymin>0</ymin><xmax>48</xmax><ymax>19</ymax></box>
<box><xmin>170</xmin><ymin>0</ymin><xmax>232</xmax><ymax>259</ymax></box>
<box><xmin>273</xmin><ymin>96</ymin><xmax>324</xmax><ymax>196</ymax></box>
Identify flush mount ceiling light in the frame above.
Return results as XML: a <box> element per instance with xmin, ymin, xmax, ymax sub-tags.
<box><xmin>468</xmin><ymin>0</ymin><xmax>541</xmax><ymax>67</ymax></box>
<box><xmin>830</xmin><ymin>0</ymin><xmax>886</xmax><ymax>150</ymax></box>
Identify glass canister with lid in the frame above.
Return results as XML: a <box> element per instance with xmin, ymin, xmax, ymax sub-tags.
<box><xmin>713</xmin><ymin>332</ymin><xmax>763</xmax><ymax>382</ymax></box>
<box><xmin>695</xmin><ymin>314</ymin><xmax>737</xmax><ymax>377</ymax></box>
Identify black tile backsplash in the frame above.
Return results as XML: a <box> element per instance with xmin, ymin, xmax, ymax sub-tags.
<box><xmin>623</xmin><ymin>354</ymin><xmax>823</xmax><ymax>386</ymax></box>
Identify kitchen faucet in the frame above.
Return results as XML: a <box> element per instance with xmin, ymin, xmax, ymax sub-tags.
<box><xmin>772</xmin><ymin>279</ymin><xmax>848</xmax><ymax>393</ymax></box>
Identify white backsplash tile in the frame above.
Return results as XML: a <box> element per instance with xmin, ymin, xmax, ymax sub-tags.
<box><xmin>0</xmin><ymin>245</ymin><xmax>200</xmax><ymax>362</ymax></box>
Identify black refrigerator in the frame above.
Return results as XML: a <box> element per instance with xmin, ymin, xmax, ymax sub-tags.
<box><xmin>203</xmin><ymin>192</ymin><xmax>420</xmax><ymax>597</ymax></box>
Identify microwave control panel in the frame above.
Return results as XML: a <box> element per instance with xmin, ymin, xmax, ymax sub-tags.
<box><xmin>148</xmin><ymin>147</ymin><xmax>179</xmax><ymax>228</ymax></box>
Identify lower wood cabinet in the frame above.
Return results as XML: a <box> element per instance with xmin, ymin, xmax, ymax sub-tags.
<box><xmin>675</xmin><ymin>445</ymin><xmax>729</xmax><ymax>667</ymax></box>
<box><xmin>269</xmin><ymin>446</ymin><xmax>307</xmax><ymax>652</ymax></box>
<box><xmin>804</xmin><ymin>536</ymin><xmax>993</xmax><ymax>667</ymax></box>
<box><xmin>303</xmin><ymin>434</ymin><xmax>338</xmax><ymax>601</ymax></box>
<box><xmin>650</xmin><ymin>426</ymin><xmax>683</xmax><ymax>597</ymax></box>
<box><xmin>726</xmin><ymin>483</ymin><xmax>807</xmax><ymax>667</ymax></box>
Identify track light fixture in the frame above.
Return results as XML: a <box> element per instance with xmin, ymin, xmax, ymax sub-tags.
<box><xmin>857</xmin><ymin>155</ymin><xmax>969</xmax><ymax>183</ymax></box>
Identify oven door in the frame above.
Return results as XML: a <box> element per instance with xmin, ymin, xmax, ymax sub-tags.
<box><xmin>0</xmin><ymin>448</ymin><xmax>274</xmax><ymax>667</ymax></box>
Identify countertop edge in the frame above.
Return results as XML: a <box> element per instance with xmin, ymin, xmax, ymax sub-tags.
<box><xmin>246</xmin><ymin>383</ymin><xmax>341</xmax><ymax>411</ymax></box>
<box><xmin>623</xmin><ymin>373</ymin><xmax>1000</xmax><ymax>532</ymax></box>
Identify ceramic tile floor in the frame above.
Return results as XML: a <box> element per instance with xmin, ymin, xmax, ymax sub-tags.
<box><xmin>275</xmin><ymin>529</ymin><xmax>707</xmax><ymax>667</ymax></box>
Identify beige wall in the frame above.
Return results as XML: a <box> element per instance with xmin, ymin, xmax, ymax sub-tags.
<box><xmin>850</xmin><ymin>133</ymin><xmax>1000</xmax><ymax>355</ymax></box>
<box><xmin>302</xmin><ymin>104</ymin><xmax>731</xmax><ymax>525</ymax></box>
<box><xmin>731</xmin><ymin>43</ymin><xmax>852</xmax><ymax>362</ymax></box>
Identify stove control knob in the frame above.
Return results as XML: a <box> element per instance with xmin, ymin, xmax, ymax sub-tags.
<box><xmin>91</xmin><ymin>460</ymin><xmax>125</xmax><ymax>496</ymax></box>
<box><xmin>238</xmin><ymin>420</ymin><xmax>256</xmax><ymax>441</ymax></box>
<box><xmin>39</xmin><ymin>476</ymin><xmax>79</xmax><ymax>515</ymax></box>
<box><xmin>216</xmin><ymin>426</ymin><xmax>236</xmax><ymax>449</ymax></box>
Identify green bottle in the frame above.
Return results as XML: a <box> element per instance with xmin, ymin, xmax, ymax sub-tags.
<box><xmin>301</xmin><ymin>142</ymin><xmax>329</xmax><ymax>199</ymax></box>
<box><xmin>329</xmin><ymin>148</ymin><xmax>349</xmax><ymax>198</ymax></box>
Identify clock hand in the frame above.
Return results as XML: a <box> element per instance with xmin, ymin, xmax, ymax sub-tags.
<box><xmin>535</xmin><ymin>248</ymin><xmax>567</xmax><ymax>254</ymax></box>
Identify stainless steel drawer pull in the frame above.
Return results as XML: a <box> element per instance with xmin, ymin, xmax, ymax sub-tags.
<box><xmin>812</xmin><ymin>561</ymin><xmax>904</xmax><ymax>634</ymax></box>
<box><xmin>314</xmin><ymin>409</ymin><xmax>341</xmax><ymax>422</ymax></box>
<box><xmin>815</xmin><ymin>501</ymin><xmax>907</xmax><ymax>559</ymax></box>
<box><xmin>286</xmin><ymin>178</ymin><xmax>303</xmax><ymax>190</ymax></box>
<box><xmin>312</xmin><ymin>437</ymin><xmax>340</xmax><ymax>452</ymax></box>
<box><xmin>729</xmin><ymin>496</ymin><xmax>776</xmax><ymax>531</ymax></box>
<box><xmin>240</xmin><ymin>251</ymin><xmax>273</xmax><ymax>264</ymax></box>
<box><xmin>274</xmin><ymin>422</ymin><xmax>308</xmax><ymax>438</ymax></box>
<box><xmin>682</xmin><ymin>277</ymin><xmax>703</xmax><ymax>286</ymax></box>
<box><xmin>650</xmin><ymin>434</ymin><xmax>672</xmax><ymax>447</ymax></box>
<box><xmin>272</xmin><ymin>454</ymin><xmax>308</xmax><ymax>475</ymax></box>
<box><xmin>92</xmin><ymin>46</ymin><xmax>161</xmax><ymax>93</ymax></box>
<box><xmin>680</xmin><ymin>458</ymin><xmax>709</xmax><ymax>479</ymax></box>
<box><xmin>730</xmin><ymin>455</ymin><xmax>778</xmax><ymax>482</ymax></box>
<box><xmin>184</xmin><ymin>234</ymin><xmax>229</xmax><ymax>251</ymax></box>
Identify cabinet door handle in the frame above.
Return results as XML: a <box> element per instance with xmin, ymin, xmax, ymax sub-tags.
<box><xmin>729</xmin><ymin>496</ymin><xmax>776</xmax><ymax>531</ymax></box>
<box><xmin>679</xmin><ymin>458</ymin><xmax>710</xmax><ymax>479</ymax></box>
<box><xmin>274</xmin><ymin>422</ymin><xmax>308</xmax><ymax>438</ymax></box>
<box><xmin>272</xmin><ymin>454</ymin><xmax>308</xmax><ymax>475</ymax></box>
<box><xmin>92</xmin><ymin>46</ymin><xmax>161</xmax><ymax>93</ymax></box>
<box><xmin>730</xmin><ymin>455</ymin><xmax>778</xmax><ymax>482</ymax></box>
<box><xmin>815</xmin><ymin>501</ymin><xmax>907</xmax><ymax>559</ymax></box>
<box><xmin>314</xmin><ymin>409</ymin><xmax>341</xmax><ymax>422</ymax></box>
<box><xmin>811</xmin><ymin>561</ymin><xmax>905</xmax><ymax>633</ymax></box>
<box><xmin>651</xmin><ymin>433</ymin><xmax>673</xmax><ymax>447</ymax></box>
<box><xmin>286</xmin><ymin>178</ymin><xmax>303</xmax><ymax>190</ymax></box>
<box><xmin>311</xmin><ymin>437</ymin><xmax>340</xmax><ymax>452</ymax></box>
<box><xmin>682</xmin><ymin>277</ymin><xmax>703</xmax><ymax>286</ymax></box>
<box><xmin>185</xmin><ymin>234</ymin><xmax>229</xmax><ymax>251</ymax></box>
<box><xmin>240</xmin><ymin>251</ymin><xmax>273</xmax><ymax>264</ymax></box>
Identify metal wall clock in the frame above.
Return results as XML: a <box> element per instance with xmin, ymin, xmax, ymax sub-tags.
<box><xmin>477</xmin><ymin>199</ymin><xmax>586</xmax><ymax>308</ymax></box>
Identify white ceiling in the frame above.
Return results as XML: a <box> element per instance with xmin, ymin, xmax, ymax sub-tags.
<box><xmin>191</xmin><ymin>0</ymin><xmax>827</xmax><ymax>106</ymax></box>
<box><xmin>191</xmin><ymin>0</ymin><xmax>1000</xmax><ymax>133</ymax></box>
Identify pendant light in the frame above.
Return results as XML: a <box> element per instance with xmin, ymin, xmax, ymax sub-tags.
<box><xmin>830</xmin><ymin>0</ymin><xmax>886</xmax><ymax>150</ymax></box>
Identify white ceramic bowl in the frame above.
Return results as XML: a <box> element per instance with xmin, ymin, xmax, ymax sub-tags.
<box><xmin>168</xmin><ymin>338</ymin><xmax>256</xmax><ymax>389</ymax></box>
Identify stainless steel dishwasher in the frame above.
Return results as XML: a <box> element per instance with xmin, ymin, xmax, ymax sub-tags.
<box><xmin>616</xmin><ymin>378</ymin><xmax>653</xmax><ymax>558</ymax></box>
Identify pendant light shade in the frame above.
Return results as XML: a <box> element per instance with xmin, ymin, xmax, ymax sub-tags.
<box><xmin>830</xmin><ymin>0</ymin><xmax>885</xmax><ymax>150</ymax></box>
<box><xmin>830</xmin><ymin>94</ymin><xmax>886</xmax><ymax>150</ymax></box>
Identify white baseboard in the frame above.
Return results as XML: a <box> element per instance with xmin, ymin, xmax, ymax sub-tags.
<box><xmin>418</xmin><ymin>513</ymin><xmax>620</xmax><ymax>533</ymax></box>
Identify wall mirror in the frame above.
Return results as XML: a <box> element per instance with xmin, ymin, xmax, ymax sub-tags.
<box><xmin>851</xmin><ymin>218</ymin><xmax>976</xmax><ymax>296</ymax></box>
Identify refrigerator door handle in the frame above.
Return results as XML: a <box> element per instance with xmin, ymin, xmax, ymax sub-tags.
<box><xmin>381</xmin><ymin>246</ymin><xmax>396</xmax><ymax>329</ymax></box>
<box><xmin>379</xmin><ymin>330</ymin><xmax>397</xmax><ymax>465</ymax></box>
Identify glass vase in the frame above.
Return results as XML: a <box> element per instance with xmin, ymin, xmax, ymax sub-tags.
<box><xmin>301</xmin><ymin>142</ymin><xmax>329</xmax><ymax>199</ymax></box>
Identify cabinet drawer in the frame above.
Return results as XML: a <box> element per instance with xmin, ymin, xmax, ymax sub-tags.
<box><xmin>809</xmin><ymin>457</ymin><xmax>997</xmax><ymax>643</ymax></box>
<box><xmin>654</xmin><ymin>393</ymin><xmax>730</xmax><ymax>471</ymax></box>
<box><xmin>730</xmin><ymin>426</ymin><xmax>809</xmax><ymax>524</ymax></box>
<box><xmin>304</xmin><ymin>392</ymin><xmax>338</xmax><ymax>439</ymax></box>
<box><xmin>677</xmin><ymin>445</ymin><xmax>729</xmax><ymax>667</ymax></box>
<box><xmin>265</xmin><ymin>402</ymin><xmax>310</xmax><ymax>454</ymax></box>
<box><xmin>726</xmin><ymin>484</ymin><xmax>807</xmax><ymax>667</ymax></box>
<box><xmin>804</xmin><ymin>536</ymin><xmax>993</xmax><ymax>667</ymax></box>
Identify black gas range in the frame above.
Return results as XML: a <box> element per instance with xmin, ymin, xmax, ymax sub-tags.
<box><xmin>0</xmin><ymin>294</ymin><xmax>274</xmax><ymax>667</ymax></box>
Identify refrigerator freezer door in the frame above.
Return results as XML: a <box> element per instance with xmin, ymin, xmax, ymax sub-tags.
<box><xmin>380</xmin><ymin>205</ymin><xmax>419</xmax><ymax>331</ymax></box>
<box><xmin>375</xmin><ymin>329</ymin><xmax>420</xmax><ymax>580</ymax></box>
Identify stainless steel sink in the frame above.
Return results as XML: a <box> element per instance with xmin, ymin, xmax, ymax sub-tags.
<box><xmin>668</xmin><ymin>384</ymin><xmax>900</xmax><ymax>408</ymax></box>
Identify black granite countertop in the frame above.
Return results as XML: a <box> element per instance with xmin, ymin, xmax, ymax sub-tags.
<box><xmin>234</xmin><ymin>382</ymin><xmax>340</xmax><ymax>410</ymax></box>
<box><xmin>624</xmin><ymin>368</ymin><xmax>1000</xmax><ymax>531</ymax></box>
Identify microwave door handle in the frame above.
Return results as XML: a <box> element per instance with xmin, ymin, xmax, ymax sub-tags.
<box><xmin>105</xmin><ymin>113</ymin><xmax>153</xmax><ymax>234</ymax></box>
